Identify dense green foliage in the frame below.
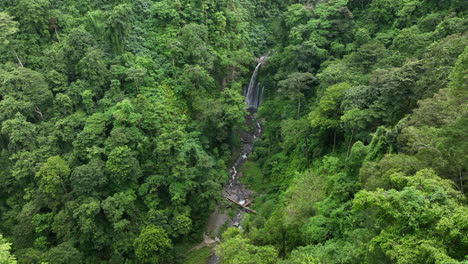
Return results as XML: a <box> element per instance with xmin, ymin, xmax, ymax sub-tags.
<box><xmin>0</xmin><ymin>234</ymin><xmax>17</xmax><ymax>264</ymax></box>
<box><xmin>0</xmin><ymin>0</ymin><xmax>263</xmax><ymax>263</ymax></box>
<box><xmin>218</xmin><ymin>0</ymin><xmax>468</xmax><ymax>264</ymax></box>
<box><xmin>0</xmin><ymin>0</ymin><xmax>467</xmax><ymax>263</ymax></box>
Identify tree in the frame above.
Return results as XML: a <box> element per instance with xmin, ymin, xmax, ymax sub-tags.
<box><xmin>106</xmin><ymin>4</ymin><xmax>132</xmax><ymax>55</ymax></box>
<box><xmin>281</xmin><ymin>248</ymin><xmax>321</xmax><ymax>264</ymax></box>
<box><xmin>180</xmin><ymin>23</ymin><xmax>214</xmax><ymax>70</ymax></box>
<box><xmin>399</xmin><ymin>48</ymin><xmax>468</xmax><ymax>193</ymax></box>
<box><xmin>284</xmin><ymin>4</ymin><xmax>312</xmax><ymax>29</ymax></box>
<box><xmin>170</xmin><ymin>214</ymin><xmax>192</xmax><ymax>238</ymax></box>
<box><xmin>368</xmin><ymin>0</ymin><xmax>397</xmax><ymax>25</ymax></box>
<box><xmin>70</xmin><ymin>198</ymin><xmax>103</xmax><ymax>245</ymax></box>
<box><xmin>365</xmin><ymin>60</ymin><xmax>423</xmax><ymax>125</ymax></box>
<box><xmin>278</xmin><ymin>72</ymin><xmax>315</xmax><ymax>116</ymax></box>
<box><xmin>149</xmin><ymin>0</ymin><xmax>180</xmax><ymax>27</ymax></box>
<box><xmin>0</xmin><ymin>12</ymin><xmax>23</xmax><ymax>66</ymax></box>
<box><xmin>0</xmin><ymin>234</ymin><xmax>17</xmax><ymax>264</ymax></box>
<box><xmin>347</xmin><ymin>41</ymin><xmax>387</xmax><ymax>73</ymax></box>
<box><xmin>134</xmin><ymin>225</ymin><xmax>172</xmax><ymax>264</ymax></box>
<box><xmin>35</xmin><ymin>156</ymin><xmax>70</xmax><ymax>198</ymax></box>
<box><xmin>61</xmin><ymin>28</ymin><xmax>96</xmax><ymax>77</ymax></box>
<box><xmin>75</xmin><ymin>47</ymin><xmax>109</xmax><ymax>96</ymax></box>
<box><xmin>0</xmin><ymin>0</ymin><xmax>466</xmax><ymax>263</ymax></box>
<box><xmin>392</xmin><ymin>26</ymin><xmax>432</xmax><ymax>56</ymax></box>
<box><xmin>341</xmin><ymin>109</ymin><xmax>369</xmax><ymax>157</ymax></box>
<box><xmin>72</xmin><ymin>112</ymin><xmax>111</xmax><ymax>160</ymax></box>
<box><xmin>309</xmin><ymin>82</ymin><xmax>351</xmax><ymax>151</ymax></box>
<box><xmin>353</xmin><ymin>169</ymin><xmax>468</xmax><ymax>263</ymax></box>
<box><xmin>414</xmin><ymin>34</ymin><xmax>467</xmax><ymax>99</ymax></box>
<box><xmin>12</xmin><ymin>0</ymin><xmax>51</xmax><ymax>36</ymax></box>
<box><xmin>102</xmin><ymin>190</ymin><xmax>137</xmax><ymax>229</ymax></box>
<box><xmin>0</xmin><ymin>68</ymin><xmax>52</xmax><ymax>121</ymax></box>
<box><xmin>70</xmin><ymin>160</ymin><xmax>106</xmax><ymax>196</ymax></box>
<box><xmin>42</xmin><ymin>242</ymin><xmax>83</xmax><ymax>264</ymax></box>
<box><xmin>80</xmin><ymin>90</ymin><xmax>94</xmax><ymax>113</ymax></box>
<box><xmin>106</xmin><ymin>146</ymin><xmax>141</xmax><ymax>191</ymax></box>
<box><xmin>217</xmin><ymin>228</ymin><xmax>278</xmax><ymax>264</ymax></box>
<box><xmin>283</xmin><ymin>170</ymin><xmax>326</xmax><ymax>227</ymax></box>
<box><xmin>1</xmin><ymin>113</ymin><xmax>36</xmax><ymax>151</ymax></box>
<box><xmin>0</xmin><ymin>12</ymin><xmax>18</xmax><ymax>47</ymax></box>
<box><xmin>192</xmin><ymin>85</ymin><xmax>246</xmax><ymax>146</ymax></box>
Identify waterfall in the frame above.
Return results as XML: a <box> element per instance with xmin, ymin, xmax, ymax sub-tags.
<box><xmin>245</xmin><ymin>63</ymin><xmax>261</xmax><ymax>108</ymax></box>
<box><xmin>245</xmin><ymin>57</ymin><xmax>266</xmax><ymax>109</ymax></box>
<box><xmin>207</xmin><ymin>57</ymin><xmax>266</xmax><ymax>264</ymax></box>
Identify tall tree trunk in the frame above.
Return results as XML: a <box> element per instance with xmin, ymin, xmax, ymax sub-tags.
<box><xmin>11</xmin><ymin>47</ymin><xmax>23</xmax><ymax>67</ymax></box>
<box><xmin>305</xmin><ymin>135</ymin><xmax>310</xmax><ymax>168</ymax></box>
<box><xmin>297</xmin><ymin>98</ymin><xmax>301</xmax><ymax>118</ymax></box>
<box><xmin>60</xmin><ymin>178</ymin><xmax>68</xmax><ymax>194</ymax></box>
<box><xmin>346</xmin><ymin>129</ymin><xmax>354</xmax><ymax>158</ymax></box>
<box><xmin>459</xmin><ymin>169</ymin><xmax>464</xmax><ymax>195</ymax></box>
<box><xmin>332</xmin><ymin>130</ymin><xmax>337</xmax><ymax>152</ymax></box>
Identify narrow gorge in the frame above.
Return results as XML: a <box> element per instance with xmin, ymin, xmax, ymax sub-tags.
<box><xmin>205</xmin><ymin>58</ymin><xmax>266</xmax><ymax>264</ymax></box>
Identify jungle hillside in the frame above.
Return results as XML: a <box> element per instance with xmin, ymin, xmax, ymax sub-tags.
<box><xmin>0</xmin><ymin>0</ymin><xmax>467</xmax><ymax>264</ymax></box>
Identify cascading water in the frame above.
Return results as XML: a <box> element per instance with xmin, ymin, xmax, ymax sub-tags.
<box><xmin>206</xmin><ymin>57</ymin><xmax>266</xmax><ymax>264</ymax></box>
<box><xmin>259</xmin><ymin>86</ymin><xmax>265</xmax><ymax>107</ymax></box>
<box><xmin>245</xmin><ymin>63</ymin><xmax>261</xmax><ymax>108</ymax></box>
<box><xmin>245</xmin><ymin>56</ymin><xmax>266</xmax><ymax>110</ymax></box>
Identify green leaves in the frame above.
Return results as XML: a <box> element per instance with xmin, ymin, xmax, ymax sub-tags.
<box><xmin>134</xmin><ymin>225</ymin><xmax>172</xmax><ymax>264</ymax></box>
<box><xmin>12</xmin><ymin>0</ymin><xmax>51</xmax><ymax>36</ymax></box>
<box><xmin>353</xmin><ymin>169</ymin><xmax>467</xmax><ymax>263</ymax></box>
<box><xmin>106</xmin><ymin>146</ymin><xmax>141</xmax><ymax>190</ymax></box>
<box><xmin>70</xmin><ymin>160</ymin><xmax>106</xmax><ymax>196</ymax></box>
<box><xmin>180</xmin><ymin>23</ymin><xmax>214</xmax><ymax>69</ymax></box>
<box><xmin>111</xmin><ymin>99</ymin><xmax>142</xmax><ymax>127</ymax></box>
<box><xmin>217</xmin><ymin>228</ymin><xmax>278</xmax><ymax>264</ymax></box>
<box><xmin>75</xmin><ymin>47</ymin><xmax>109</xmax><ymax>95</ymax></box>
<box><xmin>0</xmin><ymin>234</ymin><xmax>17</xmax><ymax>264</ymax></box>
<box><xmin>0</xmin><ymin>68</ymin><xmax>52</xmax><ymax>121</ymax></box>
<box><xmin>0</xmin><ymin>12</ymin><xmax>19</xmax><ymax>46</ymax></box>
<box><xmin>278</xmin><ymin>72</ymin><xmax>315</xmax><ymax>115</ymax></box>
<box><xmin>310</xmin><ymin>82</ymin><xmax>350</xmax><ymax>130</ymax></box>
<box><xmin>150</xmin><ymin>0</ymin><xmax>180</xmax><ymax>26</ymax></box>
<box><xmin>2</xmin><ymin>113</ymin><xmax>36</xmax><ymax>150</ymax></box>
<box><xmin>0</xmin><ymin>0</ymin><xmax>254</xmax><ymax>263</ymax></box>
<box><xmin>170</xmin><ymin>214</ymin><xmax>192</xmax><ymax>238</ymax></box>
<box><xmin>0</xmin><ymin>0</ymin><xmax>465</xmax><ymax>263</ymax></box>
<box><xmin>284</xmin><ymin>4</ymin><xmax>312</xmax><ymax>29</ymax></box>
<box><xmin>102</xmin><ymin>190</ymin><xmax>137</xmax><ymax>229</ymax></box>
<box><xmin>42</xmin><ymin>242</ymin><xmax>83</xmax><ymax>264</ymax></box>
<box><xmin>106</xmin><ymin>4</ymin><xmax>132</xmax><ymax>55</ymax></box>
<box><xmin>35</xmin><ymin>156</ymin><xmax>70</xmax><ymax>198</ymax></box>
<box><xmin>72</xmin><ymin>198</ymin><xmax>100</xmax><ymax>235</ymax></box>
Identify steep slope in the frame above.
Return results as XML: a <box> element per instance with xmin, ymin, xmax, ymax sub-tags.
<box><xmin>216</xmin><ymin>1</ymin><xmax>468</xmax><ymax>263</ymax></box>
